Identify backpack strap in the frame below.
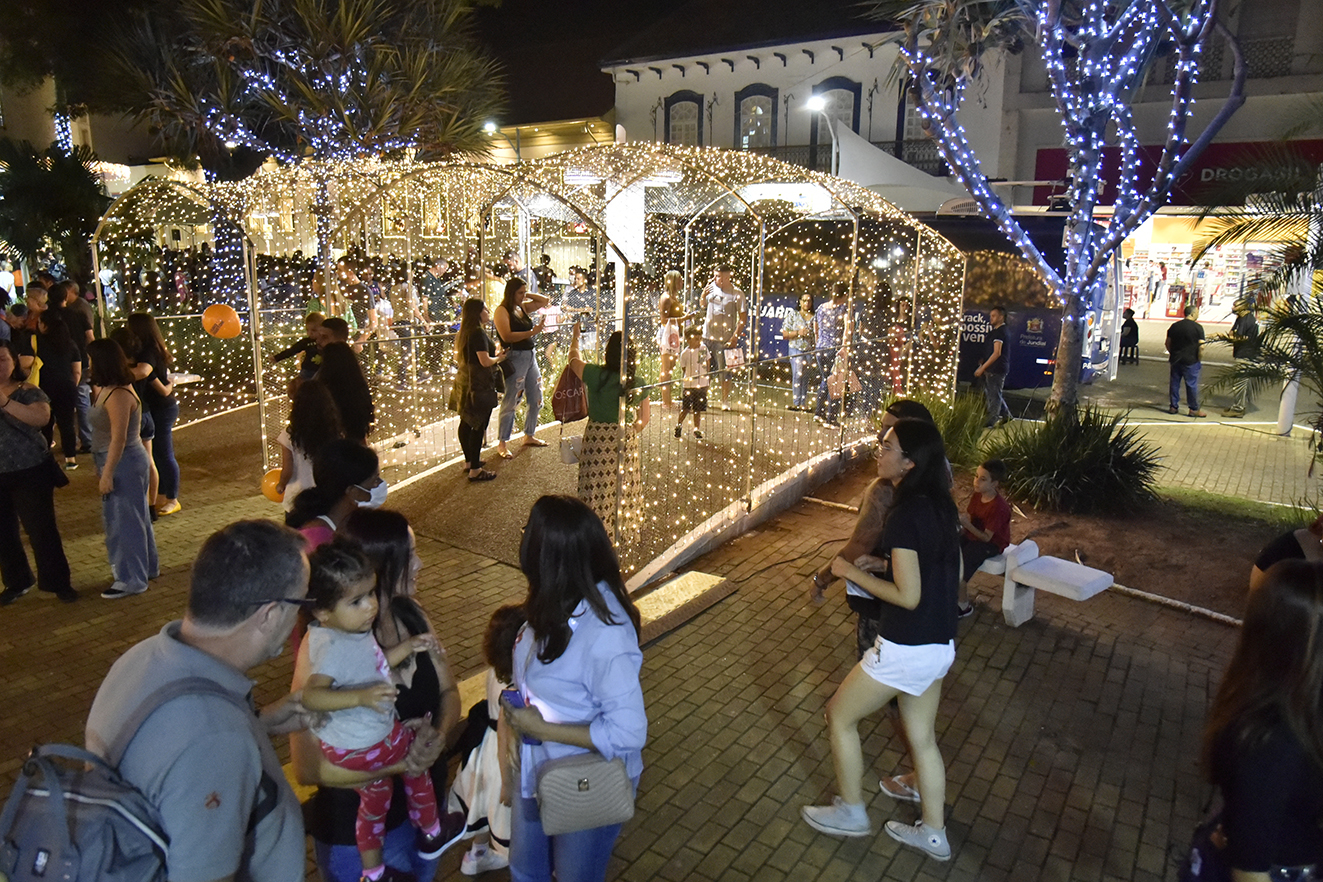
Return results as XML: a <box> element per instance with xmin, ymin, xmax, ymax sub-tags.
<box><xmin>105</xmin><ymin>676</ymin><xmax>253</xmax><ymax>767</ymax></box>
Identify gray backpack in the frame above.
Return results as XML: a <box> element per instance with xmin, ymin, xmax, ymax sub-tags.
<box><xmin>0</xmin><ymin>677</ymin><xmax>261</xmax><ymax>882</ymax></box>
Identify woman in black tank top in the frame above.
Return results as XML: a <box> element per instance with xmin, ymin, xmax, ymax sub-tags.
<box><xmin>492</xmin><ymin>277</ymin><xmax>549</xmax><ymax>458</ymax></box>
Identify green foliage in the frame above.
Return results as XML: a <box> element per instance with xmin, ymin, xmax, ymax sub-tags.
<box><xmin>893</xmin><ymin>392</ymin><xmax>988</xmax><ymax>471</ymax></box>
<box><xmin>0</xmin><ymin>139</ymin><xmax>109</xmax><ymax>282</ymax></box>
<box><xmin>983</xmin><ymin>407</ymin><xmax>1160</xmax><ymax>515</ymax></box>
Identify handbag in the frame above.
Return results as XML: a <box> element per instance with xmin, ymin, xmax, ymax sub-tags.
<box><xmin>559</xmin><ymin>435</ymin><xmax>583</xmax><ymax>464</ymax></box>
<box><xmin>535</xmin><ymin>752</ymin><xmax>635</xmax><ymax>836</ymax></box>
<box><xmin>723</xmin><ymin>347</ymin><xmax>745</xmax><ymax>367</ymax></box>
<box><xmin>827</xmin><ymin>351</ymin><xmax>862</xmax><ymax>401</ymax></box>
<box><xmin>1176</xmin><ymin>809</ymin><xmax>1230</xmax><ymax>882</ymax></box>
<box><xmin>551</xmin><ymin>366</ymin><xmax>588</xmax><ymax>423</ymax></box>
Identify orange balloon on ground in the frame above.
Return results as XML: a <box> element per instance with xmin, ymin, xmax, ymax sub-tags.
<box><xmin>203</xmin><ymin>303</ymin><xmax>242</xmax><ymax>339</ymax></box>
<box><xmin>261</xmin><ymin>468</ymin><xmax>284</xmax><ymax>502</ymax></box>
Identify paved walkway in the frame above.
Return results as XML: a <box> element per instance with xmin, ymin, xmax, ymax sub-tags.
<box><xmin>0</xmin><ymin>338</ymin><xmax>1288</xmax><ymax>879</ymax></box>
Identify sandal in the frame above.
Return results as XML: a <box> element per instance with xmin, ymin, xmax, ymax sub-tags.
<box><xmin>522</xmin><ymin>437</ymin><xmax>549</xmax><ymax>448</ymax></box>
<box><xmin>496</xmin><ymin>447</ymin><xmax>514</xmax><ymax>460</ymax></box>
<box><xmin>879</xmin><ymin>775</ymin><xmax>921</xmax><ymax>803</ymax></box>
<box><xmin>467</xmin><ymin>469</ymin><xmax>498</xmax><ymax>482</ymax></box>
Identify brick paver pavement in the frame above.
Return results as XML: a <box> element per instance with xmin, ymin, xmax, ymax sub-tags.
<box><xmin>0</xmin><ymin>382</ymin><xmax>1256</xmax><ymax>881</ymax></box>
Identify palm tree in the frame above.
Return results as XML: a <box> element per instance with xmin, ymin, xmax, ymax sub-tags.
<box><xmin>0</xmin><ymin>139</ymin><xmax>110</xmax><ymax>284</ymax></box>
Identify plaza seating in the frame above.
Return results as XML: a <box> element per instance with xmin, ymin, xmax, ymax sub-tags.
<box><xmin>997</xmin><ymin>540</ymin><xmax>1112</xmax><ymax>627</ymax></box>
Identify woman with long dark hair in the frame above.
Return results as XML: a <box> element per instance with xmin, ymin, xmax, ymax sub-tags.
<box><xmin>0</xmin><ymin>340</ymin><xmax>76</xmax><ymax>605</ymax></box>
<box><xmin>87</xmin><ymin>338</ymin><xmax>158</xmax><ymax>600</ymax></box>
<box><xmin>565</xmin><ymin>326</ymin><xmax>644</xmax><ymax>544</ymax></box>
<box><xmin>291</xmin><ymin>509</ymin><xmax>465</xmax><ymax>882</ymax></box>
<box><xmin>277</xmin><ymin>379</ymin><xmax>343</xmax><ymax>521</ymax></box>
<box><xmin>803</xmin><ymin>418</ymin><xmax>960</xmax><ymax>861</ymax></box>
<box><xmin>317</xmin><ymin>342</ymin><xmax>375</xmax><ymax>444</ymax></box>
<box><xmin>125</xmin><ymin>312</ymin><xmax>179</xmax><ymax>516</ymax></box>
<box><xmin>1201</xmin><ymin>559</ymin><xmax>1323</xmax><ymax>879</ymax></box>
<box><xmin>286</xmin><ymin>438</ymin><xmax>382</xmax><ymax>549</ymax></box>
<box><xmin>500</xmin><ymin>495</ymin><xmax>647</xmax><ymax>882</ymax></box>
<box><xmin>453</xmin><ymin>297</ymin><xmax>506</xmax><ymax>481</ymax></box>
<box><xmin>493</xmin><ymin>277</ymin><xmax>549</xmax><ymax>459</ymax></box>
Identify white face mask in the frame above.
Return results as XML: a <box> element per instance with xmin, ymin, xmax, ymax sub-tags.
<box><xmin>355</xmin><ymin>480</ymin><xmax>389</xmax><ymax>509</ymax></box>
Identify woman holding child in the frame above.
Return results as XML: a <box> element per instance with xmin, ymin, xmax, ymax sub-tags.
<box><xmin>802</xmin><ymin>417</ymin><xmax>960</xmax><ymax>862</ymax></box>
<box><xmin>290</xmin><ymin>508</ymin><xmax>463</xmax><ymax>882</ymax></box>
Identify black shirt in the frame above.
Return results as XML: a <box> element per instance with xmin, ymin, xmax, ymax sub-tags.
<box><xmin>1214</xmin><ymin>719</ymin><xmax>1323</xmax><ymax>872</ymax></box>
<box><xmin>499</xmin><ymin>305</ymin><xmax>536</xmax><ymax>352</ymax></box>
<box><xmin>873</xmin><ymin>494</ymin><xmax>960</xmax><ymax>646</ymax></box>
<box><xmin>1166</xmin><ymin>318</ymin><xmax>1204</xmax><ymax>365</ymax></box>
<box><xmin>985</xmin><ymin>324</ymin><xmax>1008</xmax><ymax>375</ymax></box>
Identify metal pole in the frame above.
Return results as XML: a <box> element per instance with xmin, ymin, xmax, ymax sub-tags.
<box><xmin>745</xmin><ymin>219</ymin><xmax>765</xmax><ymax>509</ymax></box>
<box><xmin>244</xmin><ymin>238</ymin><xmax>271</xmax><ymax>471</ymax></box>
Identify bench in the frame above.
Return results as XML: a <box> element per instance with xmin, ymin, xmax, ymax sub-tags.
<box><xmin>998</xmin><ymin>540</ymin><xmax>1112</xmax><ymax>627</ymax></box>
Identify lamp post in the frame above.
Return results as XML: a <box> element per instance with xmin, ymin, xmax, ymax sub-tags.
<box><xmin>483</xmin><ymin>120</ymin><xmax>521</xmax><ymax>163</ymax></box>
<box><xmin>804</xmin><ymin>95</ymin><xmax>838</xmax><ymax>176</ymax></box>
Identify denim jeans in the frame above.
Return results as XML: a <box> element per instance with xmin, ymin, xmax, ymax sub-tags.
<box><xmin>75</xmin><ymin>381</ymin><xmax>92</xmax><ymax>450</ymax></box>
<box><xmin>814</xmin><ymin>351</ymin><xmax>840</xmax><ymax>422</ymax></box>
<box><xmin>498</xmin><ymin>349</ymin><xmax>543</xmax><ymax>442</ymax></box>
<box><xmin>94</xmin><ymin>443</ymin><xmax>158</xmax><ymax>592</ymax></box>
<box><xmin>313</xmin><ymin>822</ymin><xmax>439</xmax><ymax>882</ymax></box>
<box><xmin>150</xmin><ymin>397</ymin><xmax>180</xmax><ymax>499</ymax></box>
<box><xmin>508</xmin><ymin>794</ymin><xmax>622</xmax><ymax>882</ymax></box>
<box><xmin>1169</xmin><ymin>362</ymin><xmax>1201</xmax><ymax>411</ymax></box>
<box><xmin>789</xmin><ymin>352</ymin><xmax>809</xmax><ymax>406</ymax></box>
<box><xmin>983</xmin><ymin>371</ymin><xmax>1010</xmax><ymax>425</ymax></box>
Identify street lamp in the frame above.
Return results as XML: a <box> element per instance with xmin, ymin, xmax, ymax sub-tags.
<box><xmin>483</xmin><ymin>120</ymin><xmax>521</xmax><ymax>163</ymax></box>
<box><xmin>803</xmin><ymin>96</ymin><xmax>837</xmax><ymax>175</ymax></box>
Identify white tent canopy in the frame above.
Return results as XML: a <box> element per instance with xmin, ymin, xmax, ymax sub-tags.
<box><xmin>824</xmin><ymin>117</ymin><xmax>968</xmax><ymax>212</ymax></box>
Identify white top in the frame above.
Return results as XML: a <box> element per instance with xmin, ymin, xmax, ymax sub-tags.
<box><xmin>276</xmin><ymin>428</ymin><xmax>314</xmax><ymax>513</ymax></box>
<box><xmin>678</xmin><ymin>345</ymin><xmax>710</xmax><ymax>388</ymax></box>
<box><xmin>306</xmin><ymin>625</ymin><xmax>396</xmax><ymax>749</ymax></box>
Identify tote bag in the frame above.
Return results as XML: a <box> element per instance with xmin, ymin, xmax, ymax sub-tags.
<box><xmin>551</xmin><ymin>366</ymin><xmax>588</xmax><ymax>423</ymax></box>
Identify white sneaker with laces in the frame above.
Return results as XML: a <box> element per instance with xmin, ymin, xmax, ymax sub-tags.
<box><xmin>884</xmin><ymin>819</ymin><xmax>951</xmax><ymax>860</ymax></box>
<box><xmin>460</xmin><ymin>847</ymin><xmax>508</xmax><ymax>876</ymax></box>
<box><xmin>801</xmin><ymin>796</ymin><xmax>871</xmax><ymax>837</ymax></box>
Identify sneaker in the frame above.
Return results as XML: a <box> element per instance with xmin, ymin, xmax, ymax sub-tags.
<box><xmin>956</xmin><ymin>601</ymin><xmax>975</xmax><ymax>619</ymax></box>
<box><xmin>1188</xmin><ymin>410</ymin><xmax>1208</xmax><ymax>418</ymax></box>
<box><xmin>63</xmin><ymin>461</ymin><xmax>78</xmax><ymax>470</ymax></box>
<box><xmin>460</xmin><ymin>847</ymin><xmax>509</xmax><ymax>876</ymax></box>
<box><xmin>43</xmin><ymin>587</ymin><xmax>79</xmax><ymax>603</ymax></box>
<box><xmin>801</xmin><ymin>796</ymin><xmax>872</xmax><ymax>838</ymax></box>
<box><xmin>359</xmin><ymin>868</ymin><xmax>410</xmax><ymax>882</ymax></box>
<box><xmin>879</xmin><ymin>775</ymin><xmax>921</xmax><ymax>803</ymax></box>
<box><xmin>692</xmin><ymin>429</ymin><xmax>703</xmax><ymax>440</ymax></box>
<box><xmin>674</xmin><ymin>425</ymin><xmax>682</xmax><ymax>439</ymax></box>
<box><xmin>101</xmin><ymin>582</ymin><xmax>148</xmax><ymax>600</ymax></box>
<box><xmin>0</xmin><ymin>584</ymin><xmax>33</xmax><ymax>606</ymax></box>
<box><xmin>884</xmin><ymin>819</ymin><xmax>951</xmax><ymax>861</ymax></box>
<box><xmin>1168</xmin><ymin>405</ymin><xmax>1179</xmax><ymax>414</ymax></box>
<box><xmin>416</xmin><ymin>811</ymin><xmax>465</xmax><ymax>859</ymax></box>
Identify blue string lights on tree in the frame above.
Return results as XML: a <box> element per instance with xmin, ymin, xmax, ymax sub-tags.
<box><xmin>874</xmin><ymin>0</ymin><xmax>1247</xmax><ymax>410</ymax></box>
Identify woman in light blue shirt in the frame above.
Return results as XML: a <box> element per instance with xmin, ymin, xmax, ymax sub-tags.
<box><xmin>501</xmin><ymin>495</ymin><xmax>647</xmax><ymax>882</ymax></box>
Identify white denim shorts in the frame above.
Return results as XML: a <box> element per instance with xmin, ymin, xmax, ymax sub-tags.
<box><xmin>861</xmin><ymin>638</ymin><xmax>956</xmax><ymax>696</ymax></box>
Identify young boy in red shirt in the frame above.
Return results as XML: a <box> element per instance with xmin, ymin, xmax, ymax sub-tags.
<box><xmin>958</xmin><ymin>458</ymin><xmax>1011</xmax><ymax>617</ymax></box>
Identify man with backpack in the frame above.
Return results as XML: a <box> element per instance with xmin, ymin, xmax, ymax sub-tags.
<box><xmin>83</xmin><ymin>521</ymin><xmax>315</xmax><ymax>882</ymax></box>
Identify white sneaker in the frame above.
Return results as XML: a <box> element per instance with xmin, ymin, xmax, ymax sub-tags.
<box><xmin>801</xmin><ymin>796</ymin><xmax>871</xmax><ymax>837</ymax></box>
<box><xmin>884</xmin><ymin>819</ymin><xmax>951</xmax><ymax>861</ymax></box>
<box><xmin>460</xmin><ymin>847</ymin><xmax>508</xmax><ymax>876</ymax></box>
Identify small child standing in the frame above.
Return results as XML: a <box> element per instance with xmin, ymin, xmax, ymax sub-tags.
<box><xmin>447</xmin><ymin>604</ymin><xmax>526</xmax><ymax>876</ymax></box>
<box><xmin>272</xmin><ymin>311</ymin><xmax>325</xmax><ymax>382</ymax></box>
<box><xmin>958</xmin><ymin>458</ymin><xmax>1012</xmax><ymax>617</ymax></box>
<box><xmin>674</xmin><ymin>327</ymin><xmax>709</xmax><ymax>440</ymax></box>
<box><xmin>302</xmin><ymin>540</ymin><xmax>449</xmax><ymax>882</ymax></box>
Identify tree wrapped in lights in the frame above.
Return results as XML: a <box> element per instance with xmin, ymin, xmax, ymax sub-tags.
<box><xmin>867</xmin><ymin>0</ymin><xmax>1245</xmax><ymax>411</ymax></box>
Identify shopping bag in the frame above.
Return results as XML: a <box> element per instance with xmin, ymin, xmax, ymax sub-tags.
<box><xmin>551</xmin><ymin>366</ymin><xmax>588</xmax><ymax>423</ymax></box>
<box><xmin>827</xmin><ymin>352</ymin><xmax>862</xmax><ymax>400</ymax></box>
<box><xmin>723</xmin><ymin>347</ymin><xmax>745</xmax><ymax>367</ymax></box>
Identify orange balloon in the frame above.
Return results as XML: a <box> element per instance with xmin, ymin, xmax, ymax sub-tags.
<box><xmin>202</xmin><ymin>303</ymin><xmax>242</xmax><ymax>339</ymax></box>
<box><xmin>261</xmin><ymin>468</ymin><xmax>284</xmax><ymax>503</ymax></box>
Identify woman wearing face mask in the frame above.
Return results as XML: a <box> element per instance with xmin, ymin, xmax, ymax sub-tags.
<box><xmin>286</xmin><ymin>439</ymin><xmax>385</xmax><ymax>551</ymax></box>
<box><xmin>291</xmin><ymin>509</ymin><xmax>466</xmax><ymax>882</ymax></box>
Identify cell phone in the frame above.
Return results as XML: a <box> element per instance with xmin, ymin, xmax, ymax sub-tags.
<box><xmin>500</xmin><ymin>690</ymin><xmax>541</xmax><ymax>745</ymax></box>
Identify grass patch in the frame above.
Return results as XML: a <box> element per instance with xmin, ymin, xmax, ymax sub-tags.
<box><xmin>1159</xmin><ymin>486</ymin><xmax>1313</xmax><ymax>531</ymax></box>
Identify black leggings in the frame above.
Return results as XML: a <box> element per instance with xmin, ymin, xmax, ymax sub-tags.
<box><xmin>41</xmin><ymin>383</ymin><xmax>78</xmax><ymax>458</ymax></box>
<box><xmin>457</xmin><ymin>412</ymin><xmax>491</xmax><ymax>469</ymax></box>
